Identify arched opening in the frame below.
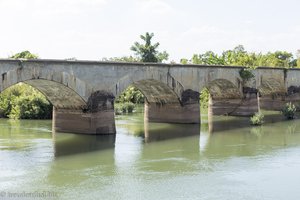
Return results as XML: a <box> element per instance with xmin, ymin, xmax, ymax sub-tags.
<box><xmin>258</xmin><ymin>77</ymin><xmax>286</xmax><ymax>111</ymax></box>
<box><xmin>0</xmin><ymin>65</ymin><xmax>117</xmax><ymax>134</ymax></box>
<box><xmin>114</xmin><ymin>79</ymin><xmax>200</xmax><ymax>140</ymax></box>
<box><xmin>114</xmin><ymin>79</ymin><xmax>182</xmax><ymax>118</ymax></box>
<box><xmin>0</xmin><ymin>77</ymin><xmax>93</xmax><ymax>134</ymax></box>
<box><xmin>24</xmin><ymin>79</ymin><xmax>87</xmax><ymax>110</ymax></box>
<box><xmin>200</xmin><ymin>79</ymin><xmax>259</xmax><ymax>133</ymax></box>
<box><xmin>204</xmin><ymin>79</ymin><xmax>245</xmax><ymax>116</ymax></box>
<box><xmin>0</xmin><ymin>79</ymin><xmax>87</xmax><ymax>118</ymax></box>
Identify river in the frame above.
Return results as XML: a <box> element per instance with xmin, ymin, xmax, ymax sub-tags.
<box><xmin>1</xmin><ymin>110</ymin><xmax>300</xmax><ymax>200</ymax></box>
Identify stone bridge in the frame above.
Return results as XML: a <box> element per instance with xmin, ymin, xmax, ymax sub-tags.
<box><xmin>1</xmin><ymin>59</ymin><xmax>300</xmax><ymax>134</ymax></box>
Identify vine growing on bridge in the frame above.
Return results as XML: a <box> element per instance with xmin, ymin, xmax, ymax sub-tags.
<box><xmin>239</xmin><ymin>68</ymin><xmax>255</xmax><ymax>83</ymax></box>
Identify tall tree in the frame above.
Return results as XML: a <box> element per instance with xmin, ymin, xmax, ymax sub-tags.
<box><xmin>130</xmin><ymin>32</ymin><xmax>168</xmax><ymax>63</ymax></box>
<box><xmin>10</xmin><ymin>50</ymin><xmax>38</xmax><ymax>59</ymax></box>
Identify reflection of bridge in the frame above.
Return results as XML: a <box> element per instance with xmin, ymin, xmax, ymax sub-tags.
<box><xmin>1</xmin><ymin>59</ymin><xmax>300</xmax><ymax>134</ymax></box>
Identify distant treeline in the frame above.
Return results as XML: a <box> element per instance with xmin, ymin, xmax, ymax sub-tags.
<box><xmin>180</xmin><ymin>45</ymin><xmax>299</xmax><ymax>68</ymax></box>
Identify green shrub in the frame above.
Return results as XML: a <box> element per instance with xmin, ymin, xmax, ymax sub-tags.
<box><xmin>0</xmin><ymin>83</ymin><xmax>52</xmax><ymax>119</ymax></box>
<box><xmin>250</xmin><ymin>112</ymin><xmax>264</xmax><ymax>125</ymax></box>
<box><xmin>114</xmin><ymin>102</ymin><xmax>136</xmax><ymax>115</ymax></box>
<box><xmin>282</xmin><ymin>102</ymin><xmax>297</xmax><ymax>120</ymax></box>
<box><xmin>239</xmin><ymin>68</ymin><xmax>254</xmax><ymax>82</ymax></box>
<box><xmin>9</xmin><ymin>95</ymin><xmax>52</xmax><ymax>119</ymax></box>
<box><xmin>116</xmin><ymin>86</ymin><xmax>144</xmax><ymax>104</ymax></box>
<box><xmin>124</xmin><ymin>102</ymin><xmax>135</xmax><ymax>113</ymax></box>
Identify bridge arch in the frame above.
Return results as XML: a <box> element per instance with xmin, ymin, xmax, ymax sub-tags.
<box><xmin>115</xmin><ymin>75</ymin><xmax>200</xmax><ymax>124</ymax></box>
<box><xmin>0</xmin><ymin>68</ymin><xmax>93</xmax><ymax>110</ymax></box>
<box><xmin>205</xmin><ymin>78</ymin><xmax>242</xmax><ymax>100</ymax></box>
<box><xmin>114</xmin><ymin>68</ymin><xmax>184</xmax><ymax>101</ymax></box>
<box><xmin>201</xmin><ymin>78</ymin><xmax>257</xmax><ymax>116</ymax></box>
<box><xmin>258</xmin><ymin>77</ymin><xmax>287</xmax><ymax>111</ymax></box>
<box><xmin>120</xmin><ymin>79</ymin><xmax>181</xmax><ymax>105</ymax></box>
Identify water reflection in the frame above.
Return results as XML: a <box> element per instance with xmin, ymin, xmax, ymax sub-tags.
<box><xmin>138</xmin><ymin>134</ymin><xmax>200</xmax><ymax>173</ymax></box>
<box><xmin>200</xmin><ymin>118</ymin><xmax>300</xmax><ymax>158</ymax></box>
<box><xmin>144</xmin><ymin>123</ymin><xmax>200</xmax><ymax>142</ymax></box>
<box><xmin>3</xmin><ymin>113</ymin><xmax>300</xmax><ymax>199</ymax></box>
<box><xmin>52</xmin><ymin>132</ymin><xmax>116</xmax><ymax>157</ymax></box>
<box><xmin>207</xmin><ymin>111</ymin><xmax>287</xmax><ymax>133</ymax></box>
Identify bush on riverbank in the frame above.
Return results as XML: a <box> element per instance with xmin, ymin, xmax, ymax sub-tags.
<box><xmin>114</xmin><ymin>86</ymin><xmax>142</xmax><ymax>115</ymax></box>
<box><xmin>282</xmin><ymin>102</ymin><xmax>297</xmax><ymax>120</ymax></box>
<box><xmin>116</xmin><ymin>86</ymin><xmax>144</xmax><ymax>104</ymax></box>
<box><xmin>115</xmin><ymin>102</ymin><xmax>135</xmax><ymax>115</ymax></box>
<box><xmin>250</xmin><ymin>112</ymin><xmax>264</xmax><ymax>125</ymax></box>
<box><xmin>0</xmin><ymin>83</ymin><xmax>52</xmax><ymax>119</ymax></box>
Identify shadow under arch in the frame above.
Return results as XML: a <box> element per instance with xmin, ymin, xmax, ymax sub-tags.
<box><xmin>203</xmin><ymin>78</ymin><xmax>257</xmax><ymax>117</ymax></box>
<box><xmin>114</xmin><ymin>68</ymin><xmax>185</xmax><ymax>100</ymax></box>
<box><xmin>199</xmin><ymin>78</ymin><xmax>259</xmax><ymax>133</ymax></box>
<box><xmin>258</xmin><ymin>77</ymin><xmax>287</xmax><ymax>111</ymax></box>
<box><xmin>116</xmin><ymin>78</ymin><xmax>200</xmax><ymax>125</ymax></box>
<box><xmin>131</xmin><ymin>79</ymin><xmax>181</xmax><ymax>105</ymax></box>
<box><xmin>205</xmin><ymin>78</ymin><xmax>242</xmax><ymax>100</ymax></box>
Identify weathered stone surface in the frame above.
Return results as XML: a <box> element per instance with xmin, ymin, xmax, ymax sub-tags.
<box><xmin>287</xmin><ymin>86</ymin><xmax>300</xmax><ymax>95</ymax></box>
<box><xmin>259</xmin><ymin>77</ymin><xmax>286</xmax><ymax>96</ymax></box>
<box><xmin>144</xmin><ymin>101</ymin><xmax>200</xmax><ymax>124</ymax></box>
<box><xmin>259</xmin><ymin>93</ymin><xmax>300</xmax><ymax>111</ymax></box>
<box><xmin>53</xmin><ymin>108</ymin><xmax>115</xmax><ymax>134</ymax></box>
<box><xmin>209</xmin><ymin>98</ymin><xmax>258</xmax><ymax>116</ymax></box>
<box><xmin>181</xmin><ymin>89</ymin><xmax>199</xmax><ymax>105</ymax></box>
<box><xmin>25</xmin><ymin>79</ymin><xmax>86</xmax><ymax>110</ymax></box>
<box><xmin>207</xmin><ymin>79</ymin><xmax>242</xmax><ymax>99</ymax></box>
<box><xmin>132</xmin><ymin>79</ymin><xmax>180</xmax><ymax>104</ymax></box>
<box><xmin>243</xmin><ymin>87</ymin><xmax>258</xmax><ymax>94</ymax></box>
<box><xmin>87</xmin><ymin>90</ymin><xmax>115</xmax><ymax>113</ymax></box>
<box><xmin>259</xmin><ymin>96</ymin><xmax>286</xmax><ymax>111</ymax></box>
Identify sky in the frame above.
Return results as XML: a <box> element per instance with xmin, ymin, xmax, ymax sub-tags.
<box><xmin>0</xmin><ymin>0</ymin><xmax>299</xmax><ymax>62</ymax></box>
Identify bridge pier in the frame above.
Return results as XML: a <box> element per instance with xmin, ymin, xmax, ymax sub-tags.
<box><xmin>53</xmin><ymin>108</ymin><xmax>115</xmax><ymax>134</ymax></box>
<box><xmin>144</xmin><ymin>102</ymin><xmax>200</xmax><ymax>124</ymax></box>
<box><xmin>53</xmin><ymin>91</ymin><xmax>116</xmax><ymax>135</ymax></box>
<box><xmin>208</xmin><ymin>93</ymin><xmax>258</xmax><ymax>116</ymax></box>
<box><xmin>259</xmin><ymin>95</ymin><xmax>300</xmax><ymax>111</ymax></box>
<box><xmin>144</xmin><ymin>89</ymin><xmax>200</xmax><ymax>124</ymax></box>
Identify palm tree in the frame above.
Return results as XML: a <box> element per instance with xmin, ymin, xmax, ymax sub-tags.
<box><xmin>130</xmin><ymin>32</ymin><xmax>168</xmax><ymax>63</ymax></box>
